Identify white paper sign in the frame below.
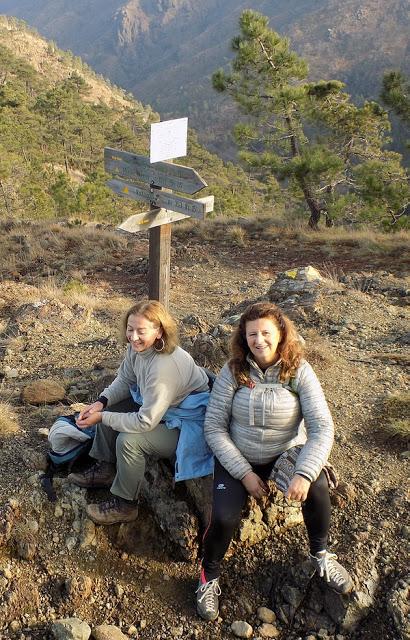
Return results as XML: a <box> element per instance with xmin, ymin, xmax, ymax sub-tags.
<box><xmin>150</xmin><ymin>117</ymin><xmax>188</xmax><ymax>163</ymax></box>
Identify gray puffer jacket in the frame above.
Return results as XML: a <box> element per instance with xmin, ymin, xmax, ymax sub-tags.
<box><xmin>204</xmin><ymin>358</ymin><xmax>334</xmax><ymax>483</ymax></box>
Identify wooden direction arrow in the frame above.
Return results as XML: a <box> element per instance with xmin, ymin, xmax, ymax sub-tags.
<box><xmin>118</xmin><ymin>207</ymin><xmax>190</xmax><ymax>233</ymax></box>
<box><xmin>104</xmin><ymin>147</ymin><xmax>207</xmax><ymax>195</ymax></box>
<box><xmin>107</xmin><ymin>178</ymin><xmax>214</xmax><ymax>219</ymax></box>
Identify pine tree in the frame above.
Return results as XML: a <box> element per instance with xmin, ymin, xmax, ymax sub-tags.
<box><xmin>213</xmin><ymin>10</ymin><xmax>409</xmax><ymax>228</ymax></box>
<box><xmin>381</xmin><ymin>71</ymin><xmax>410</xmax><ymax>124</ymax></box>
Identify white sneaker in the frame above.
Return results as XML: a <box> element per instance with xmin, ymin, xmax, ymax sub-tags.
<box><xmin>196</xmin><ymin>578</ymin><xmax>221</xmax><ymax>621</ymax></box>
<box><xmin>310</xmin><ymin>550</ymin><xmax>354</xmax><ymax>594</ymax></box>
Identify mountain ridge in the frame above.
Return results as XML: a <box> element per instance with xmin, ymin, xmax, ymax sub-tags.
<box><xmin>1</xmin><ymin>0</ymin><xmax>408</xmax><ymax>159</ymax></box>
<box><xmin>0</xmin><ymin>0</ymin><xmax>409</xmax><ymax>111</ymax></box>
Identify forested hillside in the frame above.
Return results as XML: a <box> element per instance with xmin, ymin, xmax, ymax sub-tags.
<box><xmin>0</xmin><ymin>0</ymin><xmax>408</xmax><ymax>157</ymax></box>
<box><xmin>0</xmin><ymin>17</ymin><xmax>262</xmax><ymax>221</ymax></box>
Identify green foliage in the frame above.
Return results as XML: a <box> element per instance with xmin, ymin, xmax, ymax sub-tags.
<box><xmin>0</xmin><ymin>36</ymin><xmax>260</xmax><ymax>221</ymax></box>
<box><xmin>213</xmin><ymin>10</ymin><xmax>409</xmax><ymax>229</ymax></box>
<box><xmin>381</xmin><ymin>71</ymin><xmax>410</xmax><ymax>123</ymax></box>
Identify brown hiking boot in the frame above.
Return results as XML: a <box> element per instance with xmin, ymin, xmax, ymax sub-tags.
<box><xmin>86</xmin><ymin>497</ymin><xmax>138</xmax><ymax>525</ymax></box>
<box><xmin>68</xmin><ymin>461</ymin><xmax>115</xmax><ymax>489</ymax></box>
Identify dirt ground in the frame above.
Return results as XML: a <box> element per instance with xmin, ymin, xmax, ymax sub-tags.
<box><xmin>0</xmin><ymin>220</ymin><xmax>408</xmax><ymax>640</ymax></box>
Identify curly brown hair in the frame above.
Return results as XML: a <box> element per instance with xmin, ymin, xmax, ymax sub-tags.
<box><xmin>229</xmin><ymin>301</ymin><xmax>304</xmax><ymax>385</ymax></box>
<box><xmin>121</xmin><ymin>300</ymin><xmax>179</xmax><ymax>354</ymax></box>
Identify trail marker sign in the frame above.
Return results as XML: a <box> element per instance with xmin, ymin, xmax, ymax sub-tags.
<box><xmin>105</xmin><ymin>148</ymin><xmax>207</xmax><ymax>194</ymax></box>
<box><xmin>104</xmin><ymin>135</ymin><xmax>213</xmax><ymax>308</ymax></box>
<box><xmin>107</xmin><ymin>177</ymin><xmax>213</xmax><ymax>219</ymax></box>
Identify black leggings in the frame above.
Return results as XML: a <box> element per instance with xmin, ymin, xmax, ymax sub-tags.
<box><xmin>201</xmin><ymin>458</ymin><xmax>331</xmax><ymax>581</ymax></box>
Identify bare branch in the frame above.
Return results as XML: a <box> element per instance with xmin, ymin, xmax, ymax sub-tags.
<box><xmin>257</xmin><ymin>38</ymin><xmax>276</xmax><ymax>70</ymax></box>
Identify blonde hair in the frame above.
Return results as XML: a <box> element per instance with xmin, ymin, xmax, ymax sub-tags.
<box><xmin>122</xmin><ymin>300</ymin><xmax>179</xmax><ymax>354</ymax></box>
<box><xmin>229</xmin><ymin>301</ymin><xmax>304</xmax><ymax>384</ymax></box>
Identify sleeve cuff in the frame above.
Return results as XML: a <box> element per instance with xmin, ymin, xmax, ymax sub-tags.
<box><xmin>97</xmin><ymin>395</ymin><xmax>108</xmax><ymax>408</ymax></box>
<box><xmin>295</xmin><ymin>472</ymin><xmax>312</xmax><ymax>482</ymax></box>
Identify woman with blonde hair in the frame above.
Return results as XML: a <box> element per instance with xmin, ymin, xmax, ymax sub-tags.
<box><xmin>69</xmin><ymin>300</ymin><xmax>212</xmax><ymax>525</ymax></box>
<box><xmin>196</xmin><ymin>301</ymin><xmax>353</xmax><ymax>621</ymax></box>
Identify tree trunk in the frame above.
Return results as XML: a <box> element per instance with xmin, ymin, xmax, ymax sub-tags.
<box><xmin>300</xmin><ymin>181</ymin><xmax>322</xmax><ymax>229</ymax></box>
<box><xmin>285</xmin><ymin>115</ymin><xmax>328</xmax><ymax>229</ymax></box>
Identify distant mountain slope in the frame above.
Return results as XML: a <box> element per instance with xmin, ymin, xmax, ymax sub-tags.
<box><xmin>0</xmin><ymin>0</ymin><xmax>408</xmax><ymax>156</ymax></box>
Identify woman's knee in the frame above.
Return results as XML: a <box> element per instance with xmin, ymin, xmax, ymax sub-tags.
<box><xmin>306</xmin><ymin>470</ymin><xmax>329</xmax><ymax>501</ymax></box>
<box><xmin>116</xmin><ymin>432</ymin><xmax>145</xmax><ymax>461</ymax></box>
<box><xmin>208</xmin><ymin>509</ymin><xmax>242</xmax><ymax>536</ymax></box>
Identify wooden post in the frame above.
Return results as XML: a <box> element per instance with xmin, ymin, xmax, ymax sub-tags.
<box><xmin>148</xmin><ymin>176</ymin><xmax>171</xmax><ymax>308</ymax></box>
<box><xmin>104</xmin><ymin>147</ymin><xmax>213</xmax><ymax>311</ymax></box>
<box><xmin>148</xmin><ymin>221</ymin><xmax>171</xmax><ymax>308</ymax></box>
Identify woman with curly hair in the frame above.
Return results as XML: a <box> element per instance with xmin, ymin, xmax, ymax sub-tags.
<box><xmin>68</xmin><ymin>300</ymin><xmax>212</xmax><ymax>525</ymax></box>
<box><xmin>196</xmin><ymin>301</ymin><xmax>353</xmax><ymax>621</ymax></box>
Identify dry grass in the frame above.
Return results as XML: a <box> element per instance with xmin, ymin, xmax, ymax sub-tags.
<box><xmin>380</xmin><ymin>391</ymin><xmax>410</xmax><ymax>443</ymax></box>
<box><xmin>175</xmin><ymin>214</ymin><xmax>410</xmax><ymax>261</ymax></box>
<box><xmin>293</xmin><ymin>226</ymin><xmax>410</xmax><ymax>256</ymax></box>
<box><xmin>0</xmin><ymin>402</ymin><xmax>20</xmax><ymax>436</ymax></box>
<box><xmin>382</xmin><ymin>419</ymin><xmax>410</xmax><ymax>442</ymax></box>
<box><xmin>33</xmin><ymin>277</ymin><xmax>134</xmax><ymax>317</ymax></box>
<box><xmin>226</xmin><ymin>225</ymin><xmax>247</xmax><ymax>247</ymax></box>
<box><xmin>0</xmin><ymin>220</ymin><xmax>131</xmax><ymax>280</ymax></box>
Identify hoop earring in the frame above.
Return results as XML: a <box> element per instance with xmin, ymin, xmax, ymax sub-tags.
<box><xmin>154</xmin><ymin>337</ymin><xmax>165</xmax><ymax>352</ymax></box>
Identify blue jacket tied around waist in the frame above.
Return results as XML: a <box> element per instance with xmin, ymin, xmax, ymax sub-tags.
<box><xmin>129</xmin><ymin>386</ymin><xmax>214</xmax><ymax>481</ymax></box>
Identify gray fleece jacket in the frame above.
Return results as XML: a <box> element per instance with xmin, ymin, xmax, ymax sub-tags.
<box><xmin>204</xmin><ymin>358</ymin><xmax>334</xmax><ymax>483</ymax></box>
<box><xmin>100</xmin><ymin>344</ymin><xmax>209</xmax><ymax>433</ymax></box>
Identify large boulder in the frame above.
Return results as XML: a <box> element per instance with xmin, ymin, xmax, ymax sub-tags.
<box><xmin>51</xmin><ymin>618</ymin><xmax>91</xmax><ymax>640</ymax></box>
<box><xmin>387</xmin><ymin>573</ymin><xmax>410</xmax><ymax>640</ymax></box>
<box><xmin>22</xmin><ymin>379</ymin><xmax>66</xmax><ymax>404</ymax></box>
<box><xmin>267</xmin><ymin>266</ymin><xmax>326</xmax><ymax>318</ymax></box>
<box><xmin>118</xmin><ymin>461</ymin><xmax>306</xmax><ymax>561</ymax></box>
<box><xmin>269</xmin><ymin>539</ymin><xmax>381</xmax><ymax>633</ymax></box>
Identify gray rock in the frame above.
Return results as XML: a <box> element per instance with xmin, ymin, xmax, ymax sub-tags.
<box><xmin>401</xmin><ymin>526</ymin><xmax>410</xmax><ymax>540</ymax></box>
<box><xmin>231</xmin><ymin>620</ymin><xmax>253</xmax><ymax>638</ymax></box>
<box><xmin>259</xmin><ymin>622</ymin><xmax>280</xmax><ymax>638</ymax></box>
<box><xmin>282</xmin><ymin>585</ymin><xmax>304</xmax><ymax>608</ymax></box>
<box><xmin>79</xmin><ymin>519</ymin><xmax>96</xmax><ymax>548</ymax></box>
<box><xmin>257</xmin><ymin>606</ymin><xmax>276</xmax><ymax>623</ymax></box>
<box><xmin>325</xmin><ymin>566</ymin><xmax>378</xmax><ymax>631</ymax></box>
<box><xmin>268</xmin><ymin>266</ymin><xmax>325</xmax><ymax>316</ymax></box>
<box><xmin>22</xmin><ymin>379</ymin><xmax>65</xmax><ymax>404</ymax></box>
<box><xmin>51</xmin><ymin>617</ymin><xmax>91</xmax><ymax>640</ymax></box>
<box><xmin>387</xmin><ymin>574</ymin><xmax>410</xmax><ymax>640</ymax></box>
<box><xmin>114</xmin><ymin>583</ymin><xmax>124</xmax><ymax>598</ymax></box>
<box><xmin>92</xmin><ymin>624</ymin><xmax>128</xmax><ymax>640</ymax></box>
<box><xmin>65</xmin><ymin>575</ymin><xmax>93</xmax><ymax>601</ymax></box>
<box><xmin>238</xmin><ymin>596</ymin><xmax>253</xmax><ymax>615</ymax></box>
<box><xmin>4</xmin><ymin>366</ymin><xmax>19</xmax><ymax>379</ymax></box>
<box><xmin>270</xmin><ymin>541</ymin><xmax>381</xmax><ymax>633</ymax></box>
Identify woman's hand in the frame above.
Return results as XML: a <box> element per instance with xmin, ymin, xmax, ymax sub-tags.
<box><xmin>76</xmin><ymin>411</ymin><xmax>102</xmax><ymax>428</ymax></box>
<box><xmin>78</xmin><ymin>401</ymin><xmax>104</xmax><ymax>422</ymax></box>
<box><xmin>242</xmin><ymin>471</ymin><xmax>269</xmax><ymax>499</ymax></box>
<box><xmin>286</xmin><ymin>474</ymin><xmax>311</xmax><ymax>502</ymax></box>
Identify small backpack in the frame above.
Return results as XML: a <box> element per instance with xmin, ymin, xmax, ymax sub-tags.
<box><xmin>41</xmin><ymin>414</ymin><xmax>95</xmax><ymax>501</ymax></box>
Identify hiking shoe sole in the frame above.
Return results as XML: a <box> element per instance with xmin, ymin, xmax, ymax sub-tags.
<box><xmin>86</xmin><ymin>503</ymin><xmax>138</xmax><ymax>525</ymax></box>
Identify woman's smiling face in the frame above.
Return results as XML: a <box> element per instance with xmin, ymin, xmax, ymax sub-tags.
<box><xmin>245</xmin><ymin>317</ymin><xmax>281</xmax><ymax>368</ymax></box>
<box><xmin>126</xmin><ymin>313</ymin><xmax>162</xmax><ymax>352</ymax></box>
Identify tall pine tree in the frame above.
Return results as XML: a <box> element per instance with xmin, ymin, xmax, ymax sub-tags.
<box><xmin>213</xmin><ymin>10</ymin><xmax>409</xmax><ymax>228</ymax></box>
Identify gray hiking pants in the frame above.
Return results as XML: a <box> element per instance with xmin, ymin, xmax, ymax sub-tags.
<box><xmin>89</xmin><ymin>398</ymin><xmax>179</xmax><ymax>501</ymax></box>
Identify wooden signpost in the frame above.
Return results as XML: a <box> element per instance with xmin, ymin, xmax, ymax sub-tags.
<box><xmin>104</xmin><ymin>146</ymin><xmax>213</xmax><ymax>309</ymax></box>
